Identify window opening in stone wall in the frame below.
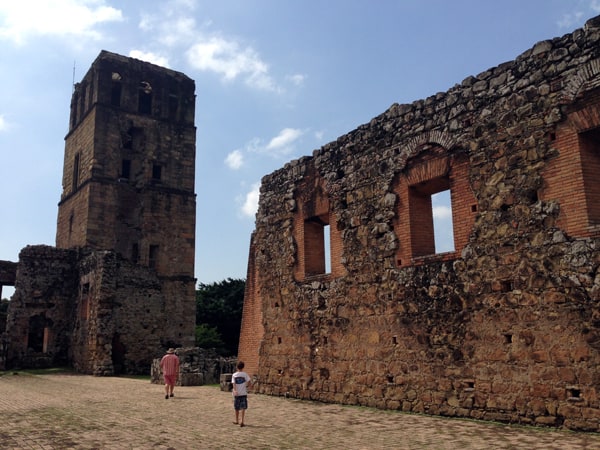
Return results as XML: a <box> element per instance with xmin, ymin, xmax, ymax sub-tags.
<box><xmin>121</xmin><ymin>159</ymin><xmax>131</xmax><ymax>179</ymax></box>
<box><xmin>152</xmin><ymin>164</ymin><xmax>162</xmax><ymax>181</ymax></box>
<box><xmin>168</xmin><ymin>94</ymin><xmax>179</xmax><ymax>120</ymax></box>
<box><xmin>432</xmin><ymin>189</ymin><xmax>455</xmax><ymax>253</ymax></box>
<box><xmin>27</xmin><ymin>314</ymin><xmax>46</xmax><ymax>353</ymax></box>
<box><xmin>79</xmin><ymin>84</ymin><xmax>87</xmax><ymax>121</ymax></box>
<box><xmin>72</xmin><ymin>152</ymin><xmax>80</xmax><ymax>192</ymax></box>
<box><xmin>324</xmin><ymin>224</ymin><xmax>331</xmax><ymax>273</ymax></box>
<box><xmin>149</xmin><ymin>244</ymin><xmax>159</xmax><ymax>269</ymax></box>
<box><xmin>304</xmin><ymin>215</ymin><xmax>331</xmax><ymax>277</ymax></box>
<box><xmin>578</xmin><ymin>128</ymin><xmax>600</xmax><ymax>226</ymax></box>
<box><xmin>88</xmin><ymin>80</ymin><xmax>94</xmax><ymax>109</ymax></box>
<box><xmin>1</xmin><ymin>286</ymin><xmax>15</xmax><ymax>301</ymax></box>
<box><xmin>131</xmin><ymin>243</ymin><xmax>139</xmax><ymax>263</ymax></box>
<box><xmin>138</xmin><ymin>81</ymin><xmax>152</xmax><ymax>114</ymax></box>
<box><xmin>80</xmin><ymin>283</ymin><xmax>90</xmax><ymax>320</ymax></box>
<box><xmin>111</xmin><ymin>72</ymin><xmax>122</xmax><ymax>107</ymax></box>
<box><xmin>69</xmin><ymin>212</ymin><xmax>74</xmax><ymax>235</ymax></box>
<box><xmin>409</xmin><ymin>176</ymin><xmax>452</xmax><ymax>257</ymax></box>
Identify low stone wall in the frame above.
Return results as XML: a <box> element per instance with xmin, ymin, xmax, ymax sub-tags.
<box><xmin>150</xmin><ymin>347</ymin><xmax>237</xmax><ymax>386</ymax></box>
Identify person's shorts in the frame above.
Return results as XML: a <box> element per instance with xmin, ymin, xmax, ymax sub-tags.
<box><xmin>234</xmin><ymin>395</ymin><xmax>248</xmax><ymax>410</ymax></box>
<box><xmin>164</xmin><ymin>374</ymin><xmax>176</xmax><ymax>385</ymax></box>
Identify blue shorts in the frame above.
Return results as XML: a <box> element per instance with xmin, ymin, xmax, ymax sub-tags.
<box><xmin>234</xmin><ymin>395</ymin><xmax>248</xmax><ymax>410</ymax></box>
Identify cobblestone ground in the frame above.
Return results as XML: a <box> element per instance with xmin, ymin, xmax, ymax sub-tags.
<box><xmin>1</xmin><ymin>371</ymin><xmax>600</xmax><ymax>449</ymax></box>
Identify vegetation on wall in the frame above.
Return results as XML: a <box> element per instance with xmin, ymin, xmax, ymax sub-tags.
<box><xmin>195</xmin><ymin>278</ymin><xmax>245</xmax><ymax>356</ymax></box>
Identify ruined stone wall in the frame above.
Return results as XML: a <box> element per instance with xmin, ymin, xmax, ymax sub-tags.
<box><xmin>5</xmin><ymin>245</ymin><xmax>78</xmax><ymax>368</ymax></box>
<box><xmin>6</xmin><ymin>245</ymin><xmax>194</xmax><ymax>374</ymax></box>
<box><xmin>150</xmin><ymin>347</ymin><xmax>237</xmax><ymax>386</ymax></box>
<box><xmin>239</xmin><ymin>17</ymin><xmax>600</xmax><ymax>431</ymax></box>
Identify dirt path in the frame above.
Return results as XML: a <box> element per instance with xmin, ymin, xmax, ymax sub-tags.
<box><xmin>0</xmin><ymin>372</ymin><xmax>599</xmax><ymax>449</ymax></box>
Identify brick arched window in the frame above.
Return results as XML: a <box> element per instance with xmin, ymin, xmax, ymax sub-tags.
<box><xmin>542</xmin><ymin>87</ymin><xmax>600</xmax><ymax>238</ymax></box>
<box><xmin>392</xmin><ymin>145</ymin><xmax>476</xmax><ymax>267</ymax></box>
<box><xmin>293</xmin><ymin>170</ymin><xmax>345</xmax><ymax>281</ymax></box>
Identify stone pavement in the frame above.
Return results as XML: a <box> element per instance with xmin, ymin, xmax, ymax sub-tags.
<box><xmin>1</xmin><ymin>371</ymin><xmax>600</xmax><ymax>449</ymax></box>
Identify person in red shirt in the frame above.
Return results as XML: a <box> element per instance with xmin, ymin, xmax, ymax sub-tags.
<box><xmin>159</xmin><ymin>348</ymin><xmax>180</xmax><ymax>399</ymax></box>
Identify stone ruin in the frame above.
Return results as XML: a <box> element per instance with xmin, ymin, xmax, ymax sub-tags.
<box><xmin>150</xmin><ymin>347</ymin><xmax>236</xmax><ymax>387</ymax></box>
<box><xmin>238</xmin><ymin>16</ymin><xmax>600</xmax><ymax>431</ymax></box>
<box><xmin>0</xmin><ymin>51</ymin><xmax>198</xmax><ymax>375</ymax></box>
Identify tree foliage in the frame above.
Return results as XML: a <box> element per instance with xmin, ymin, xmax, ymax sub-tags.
<box><xmin>195</xmin><ymin>278</ymin><xmax>245</xmax><ymax>356</ymax></box>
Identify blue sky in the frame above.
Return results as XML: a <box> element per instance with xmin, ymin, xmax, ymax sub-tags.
<box><xmin>0</xmin><ymin>0</ymin><xmax>598</xmax><ymax>297</ymax></box>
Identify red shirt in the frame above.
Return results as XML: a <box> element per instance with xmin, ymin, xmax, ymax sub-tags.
<box><xmin>160</xmin><ymin>353</ymin><xmax>180</xmax><ymax>376</ymax></box>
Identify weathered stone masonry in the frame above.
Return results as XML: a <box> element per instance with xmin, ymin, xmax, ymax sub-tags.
<box><xmin>4</xmin><ymin>51</ymin><xmax>197</xmax><ymax>375</ymax></box>
<box><xmin>239</xmin><ymin>17</ymin><xmax>600</xmax><ymax>431</ymax></box>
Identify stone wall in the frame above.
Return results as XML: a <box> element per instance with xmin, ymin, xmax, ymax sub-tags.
<box><xmin>150</xmin><ymin>347</ymin><xmax>237</xmax><ymax>386</ymax></box>
<box><xmin>239</xmin><ymin>16</ymin><xmax>600</xmax><ymax>431</ymax></box>
<box><xmin>5</xmin><ymin>245</ymin><xmax>193</xmax><ymax>375</ymax></box>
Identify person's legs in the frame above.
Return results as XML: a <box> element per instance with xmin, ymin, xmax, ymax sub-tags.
<box><xmin>239</xmin><ymin>409</ymin><xmax>246</xmax><ymax>426</ymax></box>
<box><xmin>164</xmin><ymin>375</ymin><xmax>175</xmax><ymax>398</ymax></box>
<box><xmin>234</xmin><ymin>408</ymin><xmax>240</xmax><ymax>424</ymax></box>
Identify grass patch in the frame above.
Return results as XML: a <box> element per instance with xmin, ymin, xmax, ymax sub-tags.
<box><xmin>0</xmin><ymin>367</ymin><xmax>75</xmax><ymax>377</ymax></box>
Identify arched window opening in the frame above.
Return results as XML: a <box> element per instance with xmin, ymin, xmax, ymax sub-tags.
<box><xmin>111</xmin><ymin>72</ymin><xmax>122</xmax><ymax>107</ymax></box>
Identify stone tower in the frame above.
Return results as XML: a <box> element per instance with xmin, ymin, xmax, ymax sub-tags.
<box><xmin>3</xmin><ymin>51</ymin><xmax>197</xmax><ymax>374</ymax></box>
<box><xmin>56</xmin><ymin>50</ymin><xmax>196</xmax><ymax>279</ymax></box>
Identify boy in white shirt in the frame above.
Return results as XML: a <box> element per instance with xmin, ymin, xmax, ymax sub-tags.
<box><xmin>232</xmin><ymin>361</ymin><xmax>252</xmax><ymax>427</ymax></box>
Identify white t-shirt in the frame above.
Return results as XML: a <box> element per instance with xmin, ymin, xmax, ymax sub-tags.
<box><xmin>232</xmin><ymin>371</ymin><xmax>251</xmax><ymax>396</ymax></box>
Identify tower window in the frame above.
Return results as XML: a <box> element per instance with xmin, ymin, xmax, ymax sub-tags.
<box><xmin>111</xmin><ymin>72</ymin><xmax>122</xmax><ymax>107</ymax></box>
<box><xmin>138</xmin><ymin>81</ymin><xmax>152</xmax><ymax>114</ymax></box>
<box><xmin>121</xmin><ymin>159</ymin><xmax>131</xmax><ymax>179</ymax></box>
<box><xmin>131</xmin><ymin>243</ymin><xmax>139</xmax><ymax>263</ymax></box>
<box><xmin>152</xmin><ymin>164</ymin><xmax>162</xmax><ymax>181</ymax></box>
<box><xmin>168</xmin><ymin>94</ymin><xmax>179</xmax><ymax>120</ymax></box>
<box><xmin>149</xmin><ymin>245</ymin><xmax>159</xmax><ymax>269</ymax></box>
<box><xmin>72</xmin><ymin>152</ymin><xmax>80</xmax><ymax>192</ymax></box>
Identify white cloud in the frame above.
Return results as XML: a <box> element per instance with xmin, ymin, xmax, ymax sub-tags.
<box><xmin>558</xmin><ymin>11</ymin><xmax>585</xmax><ymax>28</ymax></box>
<box><xmin>0</xmin><ymin>115</ymin><xmax>9</xmax><ymax>132</ymax></box>
<box><xmin>0</xmin><ymin>0</ymin><xmax>123</xmax><ymax>44</ymax></box>
<box><xmin>225</xmin><ymin>150</ymin><xmax>244</xmax><ymax>170</ymax></box>
<box><xmin>186</xmin><ymin>36</ymin><xmax>279</xmax><ymax>91</ymax></box>
<box><xmin>286</xmin><ymin>73</ymin><xmax>306</xmax><ymax>86</ymax></box>
<box><xmin>139</xmin><ymin>10</ymin><xmax>197</xmax><ymax>47</ymax></box>
<box><xmin>241</xmin><ymin>183</ymin><xmax>260</xmax><ymax>218</ymax></box>
<box><xmin>137</xmin><ymin>0</ymin><xmax>285</xmax><ymax>93</ymax></box>
<box><xmin>432</xmin><ymin>205</ymin><xmax>452</xmax><ymax>219</ymax></box>
<box><xmin>129</xmin><ymin>50</ymin><xmax>169</xmax><ymax>68</ymax></box>
<box><xmin>266</xmin><ymin>128</ymin><xmax>303</xmax><ymax>155</ymax></box>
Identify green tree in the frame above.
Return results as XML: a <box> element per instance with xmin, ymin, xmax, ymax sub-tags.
<box><xmin>195</xmin><ymin>278</ymin><xmax>245</xmax><ymax>356</ymax></box>
<box><xmin>194</xmin><ymin>324</ymin><xmax>226</xmax><ymax>354</ymax></box>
